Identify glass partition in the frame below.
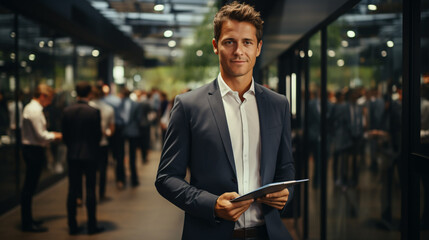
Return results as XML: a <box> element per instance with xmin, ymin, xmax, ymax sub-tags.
<box><xmin>17</xmin><ymin>15</ymin><xmax>70</xmax><ymax>185</ymax></box>
<box><xmin>308</xmin><ymin>30</ymin><xmax>322</xmax><ymax>239</ymax></box>
<box><xmin>267</xmin><ymin>59</ymin><xmax>278</xmax><ymax>92</ymax></box>
<box><xmin>0</xmin><ymin>7</ymin><xmax>102</xmax><ymax>213</ymax></box>
<box><xmin>421</xmin><ymin>0</ymin><xmax>429</xmax><ymax>147</ymax></box>
<box><xmin>420</xmin><ymin>0</ymin><xmax>429</xmax><ymax>238</ymax></box>
<box><xmin>0</xmin><ymin>9</ymin><xmax>17</xmax><ymax>204</ymax></box>
<box><xmin>326</xmin><ymin>1</ymin><xmax>402</xmax><ymax>239</ymax></box>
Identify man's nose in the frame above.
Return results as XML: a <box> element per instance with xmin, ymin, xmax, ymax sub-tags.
<box><xmin>234</xmin><ymin>43</ymin><xmax>244</xmax><ymax>55</ymax></box>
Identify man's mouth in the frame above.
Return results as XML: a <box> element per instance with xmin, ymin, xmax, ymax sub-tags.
<box><xmin>232</xmin><ymin>60</ymin><xmax>246</xmax><ymax>63</ymax></box>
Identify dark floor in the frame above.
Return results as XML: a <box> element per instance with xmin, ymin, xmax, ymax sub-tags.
<box><xmin>0</xmin><ymin>150</ymin><xmax>184</xmax><ymax>240</ymax></box>
<box><xmin>1</xmin><ymin>146</ymin><xmax>427</xmax><ymax>240</ymax></box>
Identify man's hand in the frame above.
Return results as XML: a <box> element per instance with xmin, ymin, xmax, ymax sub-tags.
<box><xmin>54</xmin><ymin>132</ymin><xmax>63</xmax><ymax>141</ymax></box>
<box><xmin>215</xmin><ymin>192</ymin><xmax>253</xmax><ymax>221</ymax></box>
<box><xmin>256</xmin><ymin>188</ymin><xmax>289</xmax><ymax>210</ymax></box>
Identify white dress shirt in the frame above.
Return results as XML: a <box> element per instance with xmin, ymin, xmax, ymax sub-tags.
<box><xmin>21</xmin><ymin>99</ymin><xmax>55</xmax><ymax>147</ymax></box>
<box><xmin>217</xmin><ymin>73</ymin><xmax>264</xmax><ymax>229</ymax></box>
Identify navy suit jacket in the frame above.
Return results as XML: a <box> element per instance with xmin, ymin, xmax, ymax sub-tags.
<box><xmin>155</xmin><ymin>79</ymin><xmax>295</xmax><ymax>240</ymax></box>
<box><xmin>62</xmin><ymin>100</ymin><xmax>101</xmax><ymax>161</ymax></box>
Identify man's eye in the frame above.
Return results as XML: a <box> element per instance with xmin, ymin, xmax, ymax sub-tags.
<box><xmin>224</xmin><ymin>41</ymin><xmax>233</xmax><ymax>45</ymax></box>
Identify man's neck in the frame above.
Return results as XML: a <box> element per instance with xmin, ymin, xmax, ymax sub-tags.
<box><xmin>33</xmin><ymin>98</ymin><xmax>43</xmax><ymax>106</ymax></box>
<box><xmin>221</xmin><ymin>74</ymin><xmax>252</xmax><ymax>100</ymax></box>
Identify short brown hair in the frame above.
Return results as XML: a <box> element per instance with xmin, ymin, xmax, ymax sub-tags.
<box><xmin>91</xmin><ymin>85</ymin><xmax>103</xmax><ymax>99</ymax></box>
<box><xmin>75</xmin><ymin>82</ymin><xmax>92</xmax><ymax>98</ymax></box>
<box><xmin>34</xmin><ymin>84</ymin><xmax>54</xmax><ymax>98</ymax></box>
<box><xmin>213</xmin><ymin>1</ymin><xmax>264</xmax><ymax>43</ymax></box>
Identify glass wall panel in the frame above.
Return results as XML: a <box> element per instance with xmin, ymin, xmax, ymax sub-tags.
<box><xmin>0</xmin><ymin>9</ymin><xmax>17</xmax><ymax>204</ymax></box>
<box><xmin>17</xmin><ymin>15</ymin><xmax>69</xmax><ymax>185</ymax></box>
<box><xmin>308</xmin><ymin>31</ymin><xmax>321</xmax><ymax>239</ymax></box>
<box><xmin>326</xmin><ymin>1</ymin><xmax>402</xmax><ymax>239</ymax></box>
<box><xmin>76</xmin><ymin>45</ymin><xmax>99</xmax><ymax>83</ymax></box>
<box><xmin>0</xmin><ymin>5</ymin><xmax>102</xmax><ymax>213</ymax></box>
<box><xmin>421</xmin><ymin>0</ymin><xmax>429</xmax><ymax>146</ymax></box>
<box><xmin>267</xmin><ymin>59</ymin><xmax>278</xmax><ymax>92</ymax></box>
<box><xmin>420</xmin><ymin>0</ymin><xmax>429</xmax><ymax>238</ymax></box>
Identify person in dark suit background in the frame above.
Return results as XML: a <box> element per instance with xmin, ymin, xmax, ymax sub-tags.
<box><xmin>307</xmin><ymin>89</ymin><xmax>321</xmax><ymax>189</ymax></box>
<box><xmin>62</xmin><ymin>82</ymin><xmax>103</xmax><ymax>235</ymax></box>
<box><xmin>155</xmin><ymin>2</ymin><xmax>295</xmax><ymax>240</ymax></box>
<box><xmin>137</xmin><ymin>90</ymin><xmax>152</xmax><ymax>164</ymax></box>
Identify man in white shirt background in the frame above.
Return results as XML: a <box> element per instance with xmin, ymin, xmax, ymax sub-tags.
<box><xmin>21</xmin><ymin>84</ymin><xmax>62</xmax><ymax>232</ymax></box>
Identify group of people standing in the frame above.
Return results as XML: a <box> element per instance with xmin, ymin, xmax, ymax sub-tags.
<box><xmin>308</xmin><ymin>85</ymin><xmax>402</xmax><ymax>227</ymax></box>
<box><xmin>20</xmin><ymin>82</ymin><xmax>168</xmax><ymax>235</ymax></box>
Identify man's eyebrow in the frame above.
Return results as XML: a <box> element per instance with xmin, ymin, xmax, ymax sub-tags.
<box><xmin>222</xmin><ymin>38</ymin><xmax>235</xmax><ymax>41</ymax></box>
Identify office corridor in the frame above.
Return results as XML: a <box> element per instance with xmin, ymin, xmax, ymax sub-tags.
<box><xmin>0</xmin><ymin>150</ymin><xmax>184</xmax><ymax>240</ymax></box>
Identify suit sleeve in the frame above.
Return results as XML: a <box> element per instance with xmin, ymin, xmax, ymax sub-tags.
<box><xmin>275</xmin><ymin>99</ymin><xmax>295</xmax><ymax>213</ymax></box>
<box><xmin>155</xmin><ymin>96</ymin><xmax>219</xmax><ymax>225</ymax></box>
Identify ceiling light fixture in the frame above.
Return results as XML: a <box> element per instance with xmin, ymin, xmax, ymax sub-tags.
<box><xmin>164</xmin><ymin>30</ymin><xmax>173</xmax><ymax>38</ymax></box>
<box><xmin>154</xmin><ymin>0</ymin><xmax>165</xmax><ymax>11</ymax></box>
<box><xmin>368</xmin><ymin>4</ymin><xmax>377</xmax><ymax>11</ymax></box>
<box><xmin>154</xmin><ymin>4</ymin><xmax>164</xmax><ymax>11</ymax></box>
<box><xmin>168</xmin><ymin>40</ymin><xmax>176</xmax><ymax>48</ymax></box>
<box><xmin>347</xmin><ymin>30</ymin><xmax>356</xmax><ymax>38</ymax></box>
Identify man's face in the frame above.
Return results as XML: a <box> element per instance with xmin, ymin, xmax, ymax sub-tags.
<box><xmin>212</xmin><ymin>20</ymin><xmax>262</xmax><ymax>81</ymax></box>
<box><xmin>39</xmin><ymin>94</ymin><xmax>53</xmax><ymax>107</ymax></box>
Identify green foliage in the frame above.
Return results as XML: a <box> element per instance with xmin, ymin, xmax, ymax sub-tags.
<box><xmin>173</xmin><ymin>5</ymin><xmax>219</xmax><ymax>82</ymax></box>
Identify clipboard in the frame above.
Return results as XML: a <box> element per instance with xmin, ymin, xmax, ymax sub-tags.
<box><xmin>230</xmin><ymin>179</ymin><xmax>309</xmax><ymax>202</ymax></box>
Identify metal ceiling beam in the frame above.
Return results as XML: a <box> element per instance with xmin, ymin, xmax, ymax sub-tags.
<box><xmin>0</xmin><ymin>0</ymin><xmax>144</xmax><ymax>64</ymax></box>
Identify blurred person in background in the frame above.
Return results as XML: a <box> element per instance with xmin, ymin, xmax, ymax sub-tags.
<box><xmin>149</xmin><ymin>88</ymin><xmax>161</xmax><ymax>148</ymax></box>
<box><xmin>122</xmin><ymin>88</ymin><xmax>142</xmax><ymax>187</ymax></box>
<box><xmin>89</xmin><ymin>85</ymin><xmax>115</xmax><ymax>201</ymax></box>
<box><xmin>62</xmin><ymin>82</ymin><xmax>102</xmax><ymax>235</ymax></box>
<box><xmin>160</xmin><ymin>95</ymin><xmax>173</xmax><ymax>143</ymax></box>
<box><xmin>21</xmin><ymin>84</ymin><xmax>62</xmax><ymax>232</ymax></box>
<box><xmin>0</xmin><ymin>90</ymin><xmax>9</xmax><ymax>136</ymax></box>
<box><xmin>103</xmin><ymin>86</ymin><xmax>127</xmax><ymax>189</ymax></box>
<box><xmin>136</xmin><ymin>90</ymin><xmax>152</xmax><ymax>164</ymax></box>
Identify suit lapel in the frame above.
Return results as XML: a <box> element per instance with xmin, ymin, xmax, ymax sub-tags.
<box><xmin>255</xmin><ymin>84</ymin><xmax>269</xmax><ymax>185</ymax></box>
<box><xmin>207</xmin><ymin>80</ymin><xmax>237</xmax><ymax>177</ymax></box>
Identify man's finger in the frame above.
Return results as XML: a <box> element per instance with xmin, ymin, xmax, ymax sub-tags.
<box><xmin>266</xmin><ymin>188</ymin><xmax>289</xmax><ymax>198</ymax></box>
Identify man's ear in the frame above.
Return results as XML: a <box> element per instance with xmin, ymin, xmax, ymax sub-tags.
<box><xmin>212</xmin><ymin>38</ymin><xmax>218</xmax><ymax>55</ymax></box>
<box><xmin>256</xmin><ymin>40</ymin><xmax>263</xmax><ymax>57</ymax></box>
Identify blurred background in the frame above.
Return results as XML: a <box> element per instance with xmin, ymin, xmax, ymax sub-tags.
<box><xmin>0</xmin><ymin>0</ymin><xmax>428</xmax><ymax>239</ymax></box>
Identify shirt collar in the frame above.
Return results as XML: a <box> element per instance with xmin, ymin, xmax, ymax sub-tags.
<box><xmin>217</xmin><ymin>73</ymin><xmax>255</xmax><ymax>98</ymax></box>
<box><xmin>31</xmin><ymin>99</ymin><xmax>43</xmax><ymax>110</ymax></box>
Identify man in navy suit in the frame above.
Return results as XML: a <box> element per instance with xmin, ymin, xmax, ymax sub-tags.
<box><xmin>155</xmin><ymin>2</ymin><xmax>295</xmax><ymax>239</ymax></box>
<box><xmin>62</xmin><ymin>82</ymin><xmax>103</xmax><ymax>235</ymax></box>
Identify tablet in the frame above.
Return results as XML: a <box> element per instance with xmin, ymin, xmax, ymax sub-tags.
<box><xmin>230</xmin><ymin>179</ymin><xmax>309</xmax><ymax>202</ymax></box>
